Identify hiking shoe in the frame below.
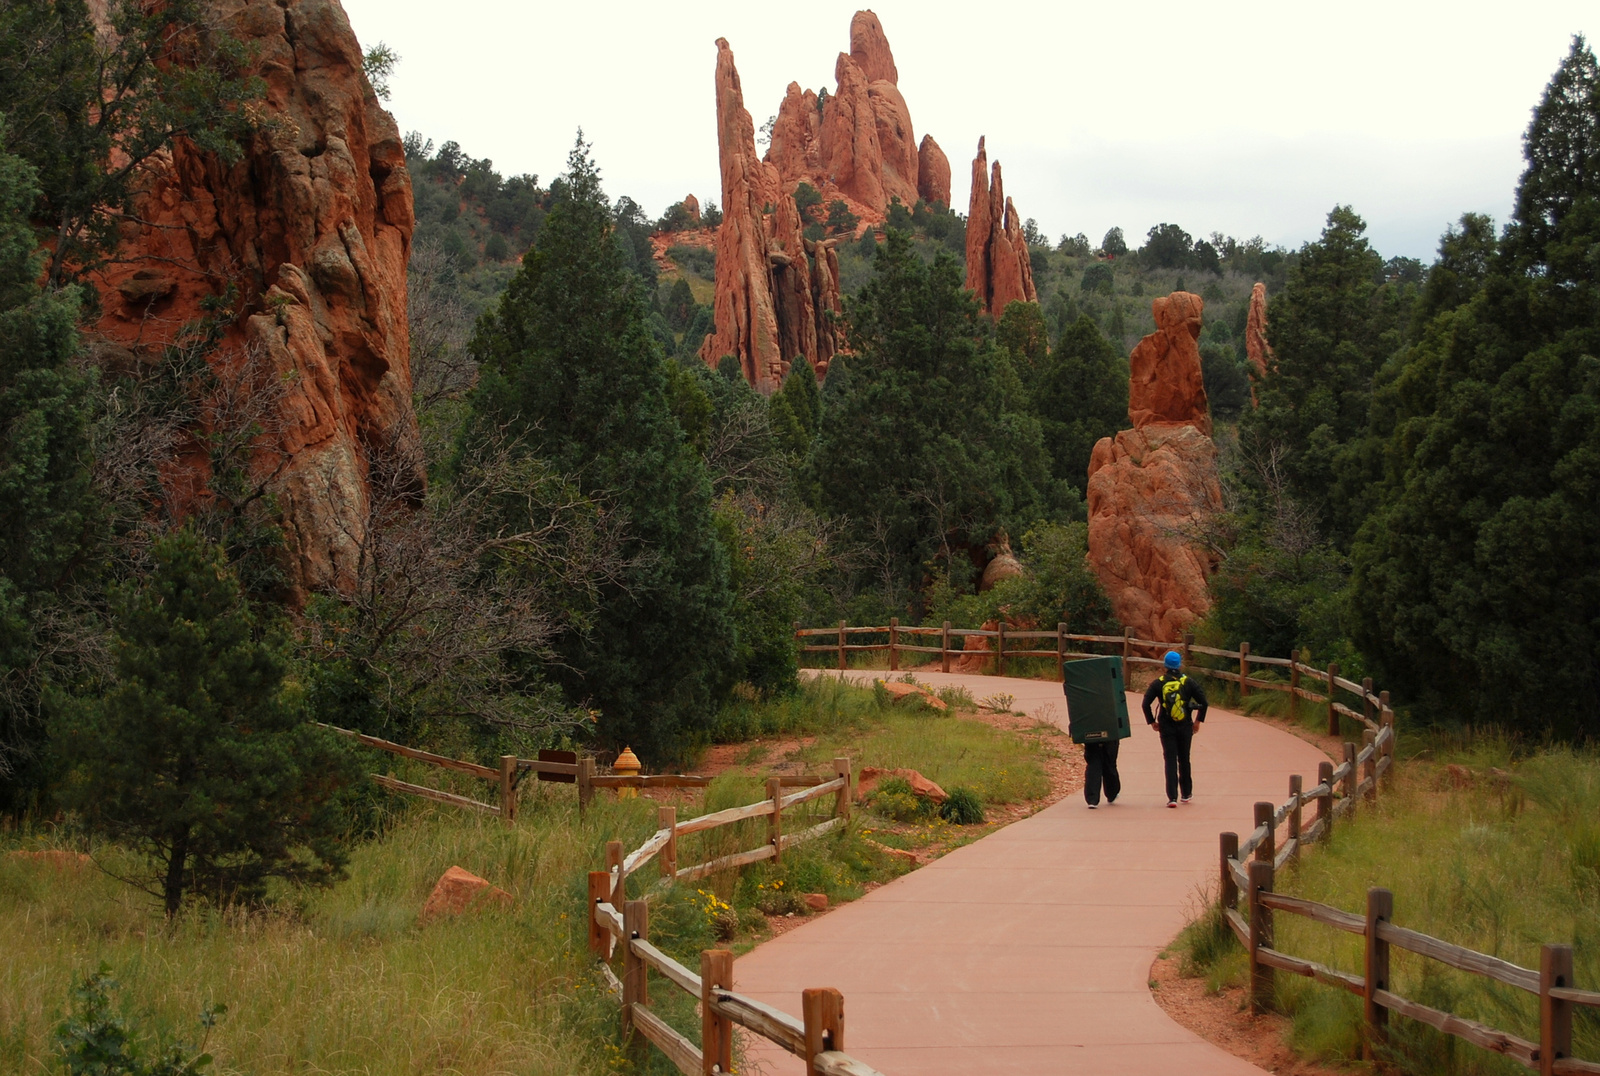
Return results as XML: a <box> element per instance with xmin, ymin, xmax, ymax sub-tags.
<box><xmin>1180</xmin><ymin>796</ymin><xmax>1192</xmax><ymax>804</ymax></box>
<box><xmin>1167</xmin><ymin>800</ymin><xmax>1178</xmax><ymax>809</ymax></box>
<box><xmin>1087</xmin><ymin>802</ymin><xmax>1098</xmax><ymax>809</ymax></box>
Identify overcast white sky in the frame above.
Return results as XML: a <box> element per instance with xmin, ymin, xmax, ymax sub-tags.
<box><xmin>340</xmin><ymin>1</ymin><xmax>1595</xmax><ymax>261</ymax></box>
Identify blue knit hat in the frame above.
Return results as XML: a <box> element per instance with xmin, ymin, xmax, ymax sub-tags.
<box><xmin>1163</xmin><ymin>650</ymin><xmax>1182</xmax><ymax>669</ymax></box>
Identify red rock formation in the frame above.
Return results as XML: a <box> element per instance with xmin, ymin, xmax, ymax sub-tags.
<box><xmin>964</xmin><ymin>138</ymin><xmax>1038</xmax><ymax>314</ymax></box>
<box><xmin>705</xmin><ymin>11</ymin><xmax>950</xmax><ymax>385</ymax></box>
<box><xmin>1086</xmin><ymin>292</ymin><xmax>1222</xmax><ymax>642</ymax></box>
<box><xmin>917</xmin><ymin>135</ymin><xmax>951</xmax><ymax>207</ymax></box>
<box><xmin>89</xmin><ymin>0</ymin><xmax>419</xmax><ymax>602</ymax></box>
<box><xmin>1129</xmin><ymin>292</ymin><xmax>1212</xmax><ymax>435</ymax></box>
<box><xmin>1244</xmin><ymin>281</ymin><xmax>1272</xmax><ymax>403</ymax></box>
<box><xmin>419</xmin><ymin>866</ymin><xmax>512</xmax><ymax>922</ymax></box>
<box><xmin>682</xmin><ymin>193</ymin><xmax>702</xmax><ymax>223</ymax></box>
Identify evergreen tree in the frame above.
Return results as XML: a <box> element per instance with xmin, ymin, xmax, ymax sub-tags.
<box><xmin>1241</xmin><ymin>206</ymin><xmax>1415</xmax><ymax>545</ymax></box>
<box><xmin>769</xmin><ymin>355</ymin><xmax>820</xmax><ymax>458</ymax></box>
<box><xmin>467</xmin><ymin>139</ymin><xmax>734</xmax><ymax>762</ymax></box>
<box><xmin>53</xmin><ymin>530</ymin><xmax>357</xmax><ymax>915</ymax></box>
<box><xmin>811</xmin><ymin>231</ymin><xmax>1046</xmax><ymax>607</ymax></box>
<box><xmin>1031</xmin><ymin>314</ymin><xmax>1127</xmax><ymax>495</ymax></box>
<box><xmin>0</xmin><ymin>123</ymin><xmax>95</xmax><ymax>803</ymax></box>
<box><xmin>1347</xmin><ymin>37</ymin><xmax>1600</xmax><ymax>736</ymax></box>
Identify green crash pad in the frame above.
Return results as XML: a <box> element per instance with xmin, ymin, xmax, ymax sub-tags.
<box><xmin>1062</xmin><ymin>656</ymin><xmax>1131</xmax><ymax>744</ymax></box>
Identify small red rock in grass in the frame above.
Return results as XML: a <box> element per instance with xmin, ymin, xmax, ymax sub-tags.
<box><xmin>804</xmin><ymin>893</ymin><xmax>829</xmax><ymax>912</ymax></box>
<box><xmin>856</xmin><ymin>767</ymin><xmax>948</xmax><ymax>803</ymax></box>
<box><xmin>419</xmin><ymin>866</ymin><xmax>512</xmax><ymax>923</ymax></box>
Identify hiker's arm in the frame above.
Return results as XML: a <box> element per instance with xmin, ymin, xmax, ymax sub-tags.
<box><xmin>1141</xmin><ymin>681</ymin><xmax>1159</xmax><ymax>724</ymax></box>
<box><xmin>1190</xmin><ymin>679</ymin><xmax>1209</xmax><ymax>722</ymax></box>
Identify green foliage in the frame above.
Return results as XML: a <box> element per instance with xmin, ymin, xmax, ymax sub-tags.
<box><xmin>1080</xmin><ymin>261</ymin><xmax>1114</xmax><ymax>295</ymax></box>
<box><xmin>1343</xmin><ymin>38</ymin><xmax>1600</xmax><ymax>737</ymax></box>
<box><xmin>1241</xmin><ymin>205</ymin><xmax>1417</xmax><ymax>545</ymax></box>
<box><xmin>1415</xmin><ymin>213</ymin><xmax>1497</xmax><ymax>328</ymax></box>
<box><xmin>1100</xmin><ymin>227</ymin><xmax>1127</xmax><ymax>258</ymax></box>
<box><xmin>54</xmin><ymin>966</ymin><xmax>223</xmax><ymax>1076</ymax></box>
<box><xmin>811</xmin><ymin>230</ymin><xmax>1048</xmax><ymax>608</ymax></box>
<box><xmin>52</xmin><ymin>530</ymin><xmax>358</xmax><ymax>915</ymax></box>
<box><xmin>0</xmin><ymin>123</ymin><xmax>95</xmax><ymax>804</ymax></box>
<box><xmin>1032</xmin><ymin>314</ymin><xmax>1127</xmax><ymax>494</ymax></box>
<box><xmin>927</xmin><ymin>521</ymin><xmax>1116</xmax><ymax>634</ymax></box>
<box><xmin>361</xmin><ymin>42</ymin><xmax>399</xmax><ymax>101</ymax></box>
<box><xmin>1139</xmin><ymin>222</ymin><xmax>1194</xmax><ymax>269</ymax></box>
<box><xmin>0</xmin><ymin>0</ymin><xmax>264</xmax><ymax>284</ymax></box>
<box><xmin>996</xmin><ymin>300</ymin><xmax>1049</xmax><ymax>383</ymax></box>
<box><xmin>870</xmin><ymin>777</ymin><xmax>933</xmax><ymax>823</ymax></box>
<box><xmin>770</xmin><ymin>355</ymin><xmax>821</xmax><ymax>458</ymax></box>
<box><xmin>793</xmin><ymin>181</ymin><xmax>822</xmax><ymax>220</ymax></box>
<box><xmin>938</xmin><ymin>786</ymin><xmax>986</xmax><ymax>825</ymax></box>
<box><xmin>826</xmin><ymin>200</ymin><xmax>859</xmax><ymax>236</ymax></box>
<box><xmin>466</xmin><ymin>138</ymin><xmax>734</xmax><ymax>763</ymax></box>
<box><xmin>1201</xmin><ymin>343</ymin><xmax>1251</xmax><ymax>420</ymax></box>
<box><xmin>667</xmin><ymin>244</ymin><xmax>715</xmax><ymax>277</ymax></box>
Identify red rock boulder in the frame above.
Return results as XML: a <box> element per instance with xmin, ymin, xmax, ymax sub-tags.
<box><xmin>89</xmin><ymin>0</ymin><xmax>421</xmax><ymax>602</ymax></box>
<box><xmin>1245</xmin><ymin>281</ymin><xmax>1272</xmax><ymax>403</ymax></box>
<box><xmin>856</xmin><ymin>767</ymin><xmax>949</xmax><ymax>803</ymax></box>
<box><xmin>419</xmin><ymin>866</ymin><xmax>513</xmax><ymax>923</ymax></box>
<box><xmin>917</xmin><ymin>135</ymin><xmax>951</xmax><ymax>207</ymax></box>
<box><xmin>1129</xmin><ymin>292</ymin><xmax>1211</xmax><ymax>435</ymax></box>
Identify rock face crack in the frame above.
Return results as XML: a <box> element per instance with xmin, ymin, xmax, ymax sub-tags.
<box><xmin>89</xmin><ymin>0</ymin><xmax>422</xmax><ymax>603</ymax></box>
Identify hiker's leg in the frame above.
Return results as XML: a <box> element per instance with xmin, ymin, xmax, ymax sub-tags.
<box><xmin>1103</xmin><ymin>740</ymin><xmax>1122</xmax><ymax>802</ymax></box>
<box><xmin>1159</xmin><ymin>723</ymin><xmax>1180</xmax><ymax>801</ymax></box>
<box><xmin>1176</xmin><ymin>722</ymin><xmax>1195</xmax><ymax>799</ymax></box>
<box><xmin>1083</xmin><ymin>744</ymin><xmax>1103</xmax><ymax>805</ymax></box>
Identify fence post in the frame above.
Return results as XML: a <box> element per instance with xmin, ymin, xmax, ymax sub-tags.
<box><xmin>1123</xmin><ymin>626</ymin><xmax>1132</xmax><ymax>665</ymax></box>
<box><xmin>768</xmin><ymin>777</ymin><xmax>783</xmax><ymax>863</ymax></box>
<box><xmin>837</xmin><ymin>619</ymin><xmax>846</xmax><ymax>671</ymax></box>
<box><xmin>1541</xmin><ymin>944</ymin><xmax>1575</xmax><ymax>1076</ymax></box>
<box><xmin>889</xmin><ymin>617</ymin><xmax>899</xmax><ymax>672</ymax></box>
<box><xmin>1363</xmin><ymin>729</ymin><xmax>1378</xmax><ymax>804</ymax></box>
<box><xmin>499</xmin><ymin>755</ymin><xmax>517</xmax><ymax>827</ymax></box>
<box><xmin>1059</xmin><ymin>622</ymin><xmax>1068</xmax><ymax>671</ymax></box>
<box><xmin>658</xmin><ymin>806</ymin><xmax>678</xmax><ymax>882</ymax></box>
<box><xmin>578</xmin><ymin>756</ymin><xmax>594</xmax><ymax>817</ymax></box>
<box><xmin>1239</xmin><ymin>641</ymin><xmax>1251</xmax><ymax>697</ymax></box>
<box><xmin>802</xmin><ymin>987</ymin><xmax>845</xmax><ymax>1076</ymax></box>
<box><xmin>622</xmin><ymin>899</ymin><xmax>649</xmax><ymax>1046</ymax></box>
<box><xmin>1326</xmin><ymin>662</ymin><xmax>1341</xmax><ymax>736</ymax></box>
<box><xmin>1362</xmin><ymin>677</ymin><xmax>1375</xmax><ymax>726</ymax></box>
<box><xmin>702</xmin><ymin>949</ymin><xmax>734</xmax><ymax>1076</ymax></box>
<box><xmin>1288</xmin><ymin>774</ymin><xmax>1303</xmax><ymax>864</ymax></box>
<box><xmin>1254</xmin><ymin>801</ymin><xmax>1275</xmax><ymax>864</ymax></box>
<box><xmin>1381</xmin><ymin>699</ymin><xmax>1396</xmax><ymax>790</ymax></box>
<box><xmin>1248</xmin><ymin>859</ymin><xmax>1275</xmax><ymax>1015</ymax></box>
<box><xmin>1318</xmin><ymin>761</ymin><xmax>1334</xmax><ymax>843</ymax></box>
<box><xmin>1364</xmin><ymin>888</ymin><xmax>1393</xmax><ymax>1058</ymax></box>
<box><xmin>607</xmin><ymin>840</ymin><xmax>625</xmax><ymax>913</ymax></box>
<box><xmin>996</xmin><ymin>620</ymin><xmax>1006</xmax><ymax>677</ymax></box>
<box><xmin>833</xmin><ymin>756</ymin><xmax>852</xmax><ymax>821</ymax></box>
<box><xmin>1182</xmin><ymin>631</ymin><xmax>1193</xmax><ymax>669</ymax></box>
<box><xmin>1290</xmin><ymin>657</ymin><xmax>1301</xmax><ymax>723</ymax></box>
<box><xmin>1219</xmin><ymin>832</ymin><xmax>1239</xmax><ymax>911</ymax></box>
<box><xmin>587</xmin><ymin>870</ymin><xmax>611</xmax><ymax>956</ymax></box>
<box><xmin>941</xmin><ymin>621</ymin><xmax>952</xmax><ymax>674</ymax></box>
<box><xmin>1343</xmin><ymin>742</ymin><xmax>1358</xmax><ymax>815</ymax></box>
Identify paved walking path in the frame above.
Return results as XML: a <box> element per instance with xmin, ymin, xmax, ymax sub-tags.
<box><xmin>734</xmin><ymin>670</ymin><xmax>1330</xmax><ymax>1076</ymax></box>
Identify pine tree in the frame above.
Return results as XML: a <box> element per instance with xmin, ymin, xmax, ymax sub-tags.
<box><xmin>1031</xmin><ymin>314</ymin><xmax>1127</xmax><ymax>496</ymax></box>
<box><xmin>0</xmin><ymin>123</ymin><xmax>95</xmax><ymax>803</ymax></box>
<box><xmin>1347</xmin><ymin>38</ymin><xmax>1600</xmax><ymax>736</ymax></box>
<box><xmin>54</xmin><ymin>529</ymin><xmax>357</xmax><ymax>915</ymax></box>
<box><xmin>467</xmin><ymin>139</ymin><xmax>734</xmax><ymax>761</ymax></box>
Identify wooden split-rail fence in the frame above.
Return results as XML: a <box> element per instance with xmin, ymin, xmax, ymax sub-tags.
<box><xmin>1212</xmin><ymin>713</ymin><xmax>1600</xmax><ymax>1073</ymax></box>
<box><xmin>796</xmin><ymin>623</ymin><xmax>1388</xmax><ymax>739</ymax></box>
<box><xmin>587</xmin><ymin>759</ymin><xmax>881</xmax><ymax>1075</ymax></box>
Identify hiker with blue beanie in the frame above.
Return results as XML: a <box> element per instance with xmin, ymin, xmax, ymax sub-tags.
<box><xmin>1142</xmin><ymin>650</ymin><xmax>1208</xmax><ymax>808</ymax></box>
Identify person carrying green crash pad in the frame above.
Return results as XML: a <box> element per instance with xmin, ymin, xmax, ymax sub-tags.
<box><xmin>1061</xmin><ymin>656</ymin><xmax>1131</xmax><ymax>810</ymax></box>
<box><xmin>1142</xmin><ymin>650</ymin><xmax>1208</xmax><ymax>808</ymax></box>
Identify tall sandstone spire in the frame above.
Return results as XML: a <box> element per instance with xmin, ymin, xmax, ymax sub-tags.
<box><xmin>964</xmin><ymin>138</ymin><xmax>1037</xmax><ymax>314</ymax></box>
<box><xmin>701</xmin><ymin>10</ymin><xmax>948</xmax><ymax>386</ymax></box>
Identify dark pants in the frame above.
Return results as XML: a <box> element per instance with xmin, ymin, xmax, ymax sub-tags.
<box><xmin>1083</xmin><ymin>741</ymin><xmax>1121</xmax><ymax>805</ymax></box>
<box><xmin>1158</xmin><ymin>720</ymin><xmax>1195</xmax><ymax>801</ymax></box>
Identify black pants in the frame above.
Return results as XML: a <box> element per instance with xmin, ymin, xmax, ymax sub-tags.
<box><xmin>1083</xmin><ymin>741</ymin><xmax>1121</xmax><ymax>805</ymax></box>
<box><xmin>1158</xmin><ymin>720</ymin><xmax>1195</xmax><ymax>801</ymax></box>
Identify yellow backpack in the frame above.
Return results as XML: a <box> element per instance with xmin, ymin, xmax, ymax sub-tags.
<box><xmin>1161</xmin><ymin>674</ymin><xmax>1190</xmax><ymax>721</ymax></box>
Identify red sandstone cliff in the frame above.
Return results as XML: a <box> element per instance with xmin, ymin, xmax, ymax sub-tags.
<box><xmin>704</xmin><ymin>10</ymin><xmax>948</xmax><ymax>385</ymax></box>
<box><xmin>90</xmin><ymin>0</ymin><xmax>420</xmax><ymax>602</ymax></box>
<box><xmin>1086</xmin><ymin>292</ymin><xmax>1221</xmax><ymax>642</ymax></box>
<box><xmin>964</xmin><ymin>138</ymin><xmax>1038</xmax><ymax>315</ymax></box>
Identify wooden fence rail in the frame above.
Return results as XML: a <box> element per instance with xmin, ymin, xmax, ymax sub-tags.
<box><xmin>794</xmin><ymin>626</ymin><xmax>1392</xmax><ymax>736</ymax></box>
<box><xmin>587</xmin><ymin>759</ymin><xmax>874</xmax><ymax>1075</ymax></box>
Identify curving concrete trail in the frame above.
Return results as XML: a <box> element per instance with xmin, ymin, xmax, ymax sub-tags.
<box><xmin>733</xmin><ymin>670</ymin><xmax>1329</xmax><ymax>1076</ymax></box>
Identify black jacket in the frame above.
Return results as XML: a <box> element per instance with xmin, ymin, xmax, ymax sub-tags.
<box><xmin>1142</xmin><ymin>672</ymin><xmax>1208</xmax><ymax>725</ymax></box>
